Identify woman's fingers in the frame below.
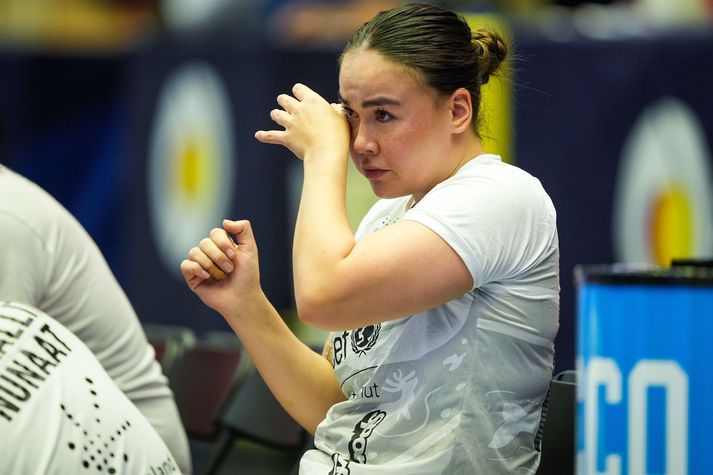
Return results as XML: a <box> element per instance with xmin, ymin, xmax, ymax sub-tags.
<box><xmin>209</xmin><ymin>227</ymin><xmax>237</xmax><ymax>257</ymax></box>
<box><xmin>276</xmin><ymin>93</ymin><xmax>299</xmax><ymax>112</ymax></box>
<box><xmin>276</xmin><ymin>84</ymin><xmax>325</xmax><ymax>117</ymax></box>
<box><xmin>269</xmin><ymin>108</ymin><xmax>291</xmax><ymax>127</ymax></box>
<box><xmin>180</xmin><ymin>221</ymin><xmax>254</xmax><ymax>292</ymax></box>
<box><xmin>255</xmin><ymin>84</ymin><xmax>339</xmax><ymax>157</ymax></box>
<box><xmin>180</xmin><ymin>259</ymin><xmax>211</xmax><ymax>289</ymax></box>
<box><xmin>199</xmin><ymin>235</ymin><xmax>233</xmax><ymax>270</ymax></box>
<box><xmin>178</xmin><ymin>227</ymin><xmax>233</xmax><ymax>284</ymax></box>
<box><xmin>292</xmin><ymin>82</ymin><xmax>315</xmax><ymax>100</ymax></box>
<box><xmin>254</xmin><ymin>129</ymin><xmax>287</xmax><ymax>145</ymax></box>
<box><xmin>188</xmin><ymin>246</ymin><xmax>227</xmax><ymax>281</ymax></box>
<box><xmin>255</xmin><ymin>102</ymin><xmax>293</xmax><ymax>145</ymax></box>
<box><xmin>223</xmin><ymin>219</ymin><xmax>256</xmax><ymax>252</ymax></box>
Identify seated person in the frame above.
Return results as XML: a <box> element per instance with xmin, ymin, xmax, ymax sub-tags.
<box><xmin>0</xmin><ymin>164</ymin><xmax>191</xmax><ymax>474</ymax></box>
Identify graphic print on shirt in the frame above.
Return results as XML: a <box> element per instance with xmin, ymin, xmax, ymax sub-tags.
<box><xmin>60</xmin><ymin>376</ymin><xmax>179</xmax><ymax>474</ymax></box>
<box><xmin>350</xmin><ymin>325</ymin><xmax>380</xmax><ymax>356</ymax></box>
<box><xmin>349</xmin><ymin>410</ymin><xmax>386</xmax><ymax>463</ymax></box>
<box><xmin>486</xmin><ymin>390</ymin><xmax>541</xmax><ymax>450</ymax></box>
<box><xmin>373</xmin><ymin>342</ymin><xmax>471</xmax><ymax>443</ymax></box>
<box><xmin>442</xmin><ymin>352</ymin><xmax>467</xmax><ymax>371</ymax></box>
<box><xmin>62</xmin><ymin>378</ymin><xmax>126</xmax><ymax>473</ymax></box>
<box><xmin>332</xmin><ymin>324</ymin><xmax>381</xmax><ymax>367</ymax></box>
<box><xmin>375</xmin><ymin>344</ymin><xmax>468</xmax><ymax>430</ymax></box>
<box><xmin>0</xmin><ymin>304</ymin><xmax>180</xmax><ymax>474</ymax></box>
<box><xmin>0</xmin><ymin>305</ymin><xmax>67</xmax><ymax>423</ymax></box>
<box><xmin>328</xmin><ymin>452</ymin><xmax>351</xmax><ymax>475</ymax></box>
<box><xmin>378</xmin><ymin>369</ymin><xmax>418</xmax><ymax>421</ymax></box>
<box><xmin>373</xmin><ymin>215</ymin><xmax>398</xmax><ymax>232</ymax></box>
<box><xmin>327</xmin><ymin>410</ymin><xmax>386</xmax><ymax>474</ymax></box>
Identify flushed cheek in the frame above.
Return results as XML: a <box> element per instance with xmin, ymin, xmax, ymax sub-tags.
<box><xmin>379</xmin><ymin>142</ymin><xmax>410</xmax><ymax>171</ymax></box>
<box><xmin>389</xmin><ymin>129</ymin><xmax>419</xmax><ymax>153</ymax></box>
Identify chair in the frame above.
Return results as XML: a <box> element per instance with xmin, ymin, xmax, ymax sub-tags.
<box><xmin>288</xmin><ymin>436</ymin><xmax>316</xmax><ymax>475</ymax></box>
<box><xmin>203</xmin><ymin>367</ymin><xmax>309</xmax><ymax>475</ymax></box>
<box><xmin>143</xmin><ymin>323</ymin><xmax>196</xmax><ymax>375</ymax></box>
<box><xmin>537</xmin><ymin>370</ymin><xmax>577</xmax><ymax>475</ymax></box>
<box><xmin>168</xmin><ymin>341</ymin><xmax>245</xmax><ymax>440</ymax></box>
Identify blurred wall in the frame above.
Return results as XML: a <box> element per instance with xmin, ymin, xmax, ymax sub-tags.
<box><xmin>514</xmin><ymin>30</ymin><xmax>713</xmax><ymax>371</ymax></box>
<box><xmin>2</xmin><ymin>27</ymin><xmax>712</xmax><ymax>372</ymax></box>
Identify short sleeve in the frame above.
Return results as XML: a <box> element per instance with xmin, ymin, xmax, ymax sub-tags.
<box><xmin>402</xmin><ymin>159</ymin><xmax>557</xmax><ymax>289</ymax></box>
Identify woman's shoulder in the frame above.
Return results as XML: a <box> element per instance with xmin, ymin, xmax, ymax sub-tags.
<box><xmin>430</xmin><ymin>155</ymin><xmax>549</xmax><ymax>204</ymax></box>
<box><xmin>413</xmin><ymin>155</ymin><xmax>556</xmax><ymax>232</ymax></box>
<box><xmin>455</xmin><ymin>155</ymin><xmax>538</xmax><ymax>185</ymax></box>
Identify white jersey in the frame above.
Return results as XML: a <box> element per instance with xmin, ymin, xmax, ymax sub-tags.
<box><xmin>300</xmin><ymin>155</ymin><xmax>560</xmax><ymax>474</ymax></box>
<box><xmin>0</xmin><ymin>302</ymin><xmax>181</xmax><ymax>474</ymax></box>
<box><xmin>0</xmin><ymin>165</ymin><xmax>191</xmax><ymax>473</ymax></box>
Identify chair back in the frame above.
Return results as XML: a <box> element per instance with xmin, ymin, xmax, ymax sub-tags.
<box><xmin>143</xmin><ymin>323</ymin><xmax>196</xmax><ymax>374</ymax></box>
<box><xmin>220</xmin><ymin>368</ymin><xmax>306</xmax><ymax>448</ymax></box>
<box><xmin>203</xmin><ymin>358</ymin><xmax>309</xmax><ymax>474</ymax></box>
<box><xmin>538</xmin><ymin>370</ymin><xmax>577</xmax><ymax>475</ymax></box>
<box><xmin>169</xmin><ymin>343</ymin><xmax>242</xmax><ymax>439</ymax></box>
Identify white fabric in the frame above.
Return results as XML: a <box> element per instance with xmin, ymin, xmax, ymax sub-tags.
<box><xmin>301</xmin><ymin>155</ymin><xmax>560</xmax><ymax>474</ymax></box>
<box><xmin>0</xmin><ymin>166</ymin><xmax>191</xmax><ymax>473</ymax></box>
<box><xmin>0</xmin><ymin>302</ymin><xmax>181</xmax><ymax>474</ymax></box>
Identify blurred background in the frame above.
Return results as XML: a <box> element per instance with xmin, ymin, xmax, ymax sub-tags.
<box><xmin>1</xmin><ymin>0</ymin><xmax>712</xmax><ymax>378</ymax></box>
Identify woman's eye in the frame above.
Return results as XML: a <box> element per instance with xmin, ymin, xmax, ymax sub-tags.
<box><xmin>375</xmin><ymin>109</ymin><xmax>393</xmax><ymax>122</ymax></box>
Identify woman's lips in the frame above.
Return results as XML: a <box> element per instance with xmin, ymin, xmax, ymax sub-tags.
<box><xmin>363</xmin><ymin>168</ymin><xmax>388</xmax><ymax>180</ymax></box>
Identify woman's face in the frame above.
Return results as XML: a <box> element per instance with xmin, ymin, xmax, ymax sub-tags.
<box><xmin>339</xmin><ymin>49</ymin><xmax>460</xmax><ymax>202</ymax></box>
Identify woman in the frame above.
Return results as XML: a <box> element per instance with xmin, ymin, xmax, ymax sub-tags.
<box><xmin>181</xmin><ymin>3</ymin><xmax>559</xmax><ymax>473</ymax></box>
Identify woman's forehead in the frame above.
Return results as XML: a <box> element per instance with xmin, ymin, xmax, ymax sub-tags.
<box><xmin>340</xmin><ymin>49</ymin><xmax>414</xmax><ymax>78</ymax></box>
<box><xmin>338</xmin><ymin>50</ymin><xmax>426</xmax><ymax>102</ymax></box>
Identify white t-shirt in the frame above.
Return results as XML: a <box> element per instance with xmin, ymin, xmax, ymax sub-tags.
<box><xmin>0</xmin><ymin>302</ymin><xmax>181</xmax><ymax>474</ymax></box>
<box><xmin>300</xmin><ymin>155</ymin><xmax>560</xmax><ymax>474</ymax></box>
<box><xmin>0</xmin><ymin>166</ymin><xmax>191</xmax><ymax>473</ymax></box>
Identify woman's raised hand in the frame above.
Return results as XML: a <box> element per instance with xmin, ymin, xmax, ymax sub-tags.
<box><xmin>255</xmin><ymin>83</ymin><xmax>350</xmax><ymax>161</ymax></box>
<box><xmin>180</xmin><ymin>219</ymin><xmax>262</xmax><ymax>318</ymax></box>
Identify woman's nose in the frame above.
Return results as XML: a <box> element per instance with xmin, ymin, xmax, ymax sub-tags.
<box><xmin>352</xmin><ymin>123</ymin><xmax>377</xmax><ymax>155</ymax></box>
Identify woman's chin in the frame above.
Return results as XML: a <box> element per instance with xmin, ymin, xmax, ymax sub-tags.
<box><xmin>370</xmin><ymin>185</ymin><xmax>409</xmax><ymax>200</ymax></box>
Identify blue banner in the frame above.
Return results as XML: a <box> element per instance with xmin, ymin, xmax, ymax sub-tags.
<box><xmin>577</xmin><ymin>274</ymin><xmax>713</xmax><ymax>474</ymax></box>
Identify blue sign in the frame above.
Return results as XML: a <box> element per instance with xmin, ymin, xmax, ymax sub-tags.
<box><xmin>577</xmin><ymin>275</ymin><xmax>713</xmax><ymax>474</ymax></box>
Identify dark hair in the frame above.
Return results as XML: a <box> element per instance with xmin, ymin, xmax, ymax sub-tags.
<box><xmin>340</xmin><ymin>3</ymin><xmax>508</xmax><ymax>126</ymax></box>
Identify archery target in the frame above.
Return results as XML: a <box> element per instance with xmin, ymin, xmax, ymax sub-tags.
<box><xmin>613</xmin><ymin>97</ymin><xmax>713</xmax><ymax>265</ymax></box>
<box><xmin>147</xmin><ymin>62</ymin><xmax>236</xmax><ymax>277</ymax></box>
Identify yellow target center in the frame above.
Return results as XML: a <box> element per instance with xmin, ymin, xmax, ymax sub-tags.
<box><xmin>650</xmin><ymin>185</ymin><xmax>692</xmax><ymax>265</ymax></box>
<box><xmin>178</xmin><ymin>139</ymin><xmax>200</xmax><ymax>197</ymax></box>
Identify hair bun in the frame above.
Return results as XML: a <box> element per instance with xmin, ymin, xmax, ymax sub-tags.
<box><xmin>472</xmin><ymin>29</ymin><xmax>508</xmax><ymax>85</ymax></box>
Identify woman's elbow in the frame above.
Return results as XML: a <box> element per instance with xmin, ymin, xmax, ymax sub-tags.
<box><xmin>295</xmin><ymin>294</ymin><xmax>331</xmax><ymax>329</ymax></box>
<box><xmin>295</xmin><ymin>288</ymin><xmax>349</xmax><ymax>330</ymax></box>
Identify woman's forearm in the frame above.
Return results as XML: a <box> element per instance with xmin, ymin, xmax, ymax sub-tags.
<box><xmin>223</xmin><ymin>291</ymin><xmax>345</xmax><ymax>434</ymax></box>
<box><xmin>293</xmin><ymin>152</ymin><xmax>356</xmax><ymax>323</ymax></box>
<box><xmin>254</xmin><ymin>84</ymin><xmax>358</xmax><ymax>327</ymax></box>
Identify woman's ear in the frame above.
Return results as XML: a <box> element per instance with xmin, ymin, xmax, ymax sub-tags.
<box><xmin>449</xmin><ymin>88</ymin><xmax>473</xmax><ymax>134</ymax></box>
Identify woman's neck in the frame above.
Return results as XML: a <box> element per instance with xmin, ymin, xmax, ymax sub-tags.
<box><xmin>450</xmin><ymin>133</ymin><xmax>486</xmax><ymax>177</ymax></box>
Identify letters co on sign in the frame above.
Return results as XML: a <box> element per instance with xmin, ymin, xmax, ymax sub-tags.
<box><xmin>575</xmin><ymin>263</ymin><xmax>713</xmax><ymax>475</ymax></box>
